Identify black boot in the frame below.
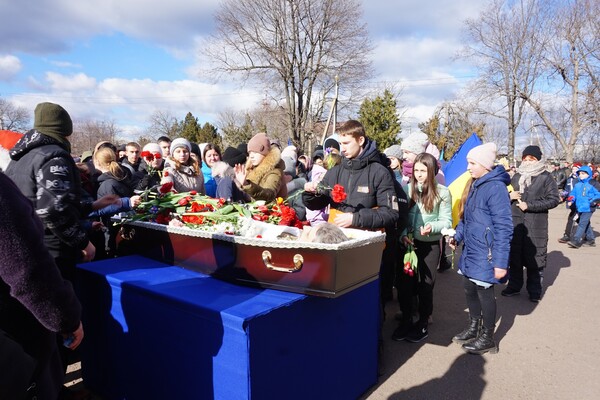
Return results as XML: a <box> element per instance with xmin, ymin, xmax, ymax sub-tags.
<box><xmin>462</xmin><ymin>327</ymin><xmax>498</xmax><ymax>355</ymax></box>
<box><xmin>452</xmin><ymin>317</ymin><xmax>481</xmax><ymax>344</ymax></box>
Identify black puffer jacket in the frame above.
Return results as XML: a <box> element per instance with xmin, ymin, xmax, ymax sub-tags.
<box><xmin>303</xmin><ymin>138</ymin><xmax>399</xmax><ymax>230</ymax></box>
<box><xmin>5</xmin><ymin>130</ymin><xmax>89</xmax><ymax>264</ymax></box>
<box><xmin>97</xmin><ymin>169</ymin><xmax>134</xmax><ymax>198</ymax></box>
<box><xmin>511</xmin><ymin>170</ymin><xmax>560</xmax><ymax>247</ymax></box>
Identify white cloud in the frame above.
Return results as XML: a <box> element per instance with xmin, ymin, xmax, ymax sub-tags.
<box><xmin>0</xmin><ymin>55</ymin><xmax>21</xmax><ymax>81</ymax></box>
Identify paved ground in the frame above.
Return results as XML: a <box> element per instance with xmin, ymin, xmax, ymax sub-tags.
<box><xmin>362</xmin><ymin>206</ymin><xmax>599</xmax><ymax>400</ymax></box>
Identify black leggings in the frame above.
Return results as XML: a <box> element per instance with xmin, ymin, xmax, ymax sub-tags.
<box><xmin>462</xmin><ymin>276</ymin><xmax>496</xmax><ymax>330</ymax></box>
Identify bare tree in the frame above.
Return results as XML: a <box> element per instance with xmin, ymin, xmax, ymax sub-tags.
<box><xmin>70</xmin><ymin>120</ymin><xmax>120</xmax><ymax>156</ymax></box>
<box><xmin>0</xmin><ymin>97</ymin><xmax>30</xmax><ymax>132</ymax></box>
<box><xmin>461</xmin><ymin>0</ymin><xmax>550</xmax><ymax>164</ymax></box>
<box><xmin>203</xmin><ymin>0</ymin><xmax>373</xmax><ymax>150</ymax></box>
<box><xmin>146</xmin><ymin>110</ymin><xmax>181</xmax><ymax>140</ymax></box>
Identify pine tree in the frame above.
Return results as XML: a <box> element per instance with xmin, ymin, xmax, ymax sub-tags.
<box><xmin>358</xmin><ymin>90</ymin><xmax>401</xmax><ymax>150</ymax></box>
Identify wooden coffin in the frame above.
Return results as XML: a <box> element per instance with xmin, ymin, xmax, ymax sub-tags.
<box><xmin>117</xmin><ymin>221</ymin><xmax>386</xmax><ymax>298</ymax></box>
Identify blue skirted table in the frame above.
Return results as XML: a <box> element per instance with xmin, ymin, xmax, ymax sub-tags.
<box><xmin>77</xmin><ymin>255</ymin><xmax>379</xmax><ymax>399</ymax></box>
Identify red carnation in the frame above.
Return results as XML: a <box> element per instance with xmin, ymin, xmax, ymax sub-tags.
<box><xmin>331</xmin><ymin>184</ymin><xmax>347</xmax><ymax>203</ymax></box>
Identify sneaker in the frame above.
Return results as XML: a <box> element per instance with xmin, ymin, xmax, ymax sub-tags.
<box><xmin>501</xmin><ymin>287</ymin><xmax>520</xmax><ymax>297</ymax></box>
<box><xmin>529</xmin><ymin>296</ymin><xmax>541</xmax><ymax>303</ymax></box>
<box><xmin>583</xmin><ymin>241</ymin><xmax>596</xmax><ymax>247</ymax></box>
<box><xmin>558</xmin><ymin>235</ymin><xmax>570</xmax><ymax>243</ymax></box>
<box><xmin>567</xmin><ymin>240</ymin><xmax>582</xmax><ymax>248</ymax></box>
<box><xmin>405</xmin><ymin>326</ymin><xmax>428</xmax><ymax>343</ymax></box>
<box><xmin>392</xmin><ymin>321</ymin><xmax>413</xmax><ymax>341</ymax></box>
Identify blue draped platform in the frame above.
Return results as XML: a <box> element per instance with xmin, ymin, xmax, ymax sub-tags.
<box><xmin>77</xmin><ymin>255</ymin><xmax>379</xmax><ymax>399</ymax></box>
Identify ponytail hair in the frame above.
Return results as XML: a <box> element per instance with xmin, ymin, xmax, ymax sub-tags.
<box><xmin>94</xmin><ymin>147</ymin><xmax>126</xmax><ymax>180</ymax></box>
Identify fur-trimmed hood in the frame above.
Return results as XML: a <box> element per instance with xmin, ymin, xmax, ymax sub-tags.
<box><xmin>242</xmin><ymin>146</ymin><xmax>287</xmax><ymax>201</ymax></box>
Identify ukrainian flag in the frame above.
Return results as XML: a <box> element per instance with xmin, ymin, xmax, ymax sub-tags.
<box><xmin>442</xmin><ymin>133</ymin><xmax>482</xmax><ymax>227</ymax></box>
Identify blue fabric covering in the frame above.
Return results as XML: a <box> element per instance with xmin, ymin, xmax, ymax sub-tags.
<box><xmin>78</xmin><ymin>255</ymin><xmax>378</xmax><ymax>399</ymax></box>
<box><xmin>202</xmin><ymin>162</ymin><xmax>217</xmax><ymax>197</ymax></box>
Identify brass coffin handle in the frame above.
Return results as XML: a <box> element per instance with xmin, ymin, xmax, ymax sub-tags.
<box><xmin>119</xmin><ymin>227</ymin><xmax>136</xmax><ymax>241</ymax></box>
<box><xmin>262</xmin><ymin>250</ymin><xmax>304</xmax><ymax>273</ymax></box>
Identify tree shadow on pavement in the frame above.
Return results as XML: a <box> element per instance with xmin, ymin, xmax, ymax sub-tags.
<box><xmin>388</xmin><ymin>353</ymin><xmax>485</xmax><ymax>400</ymax></box>
<box><xmin>496</xmin><ymin>250</ymin><xmax>571</xmax><ymax>344</ymax></box>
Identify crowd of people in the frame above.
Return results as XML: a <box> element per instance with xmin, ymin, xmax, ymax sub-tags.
<box><xmin>1</xmin><ymin>101</ymin><xmax>599</xmax><ymax>398</ymax></box>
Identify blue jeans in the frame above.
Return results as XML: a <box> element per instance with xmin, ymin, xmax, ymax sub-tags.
<box><xmin>573</xmin><ymin>212</ymin><xmax>595</xmax><ymax>244</ymax></box>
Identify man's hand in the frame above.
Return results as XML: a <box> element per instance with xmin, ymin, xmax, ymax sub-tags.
<box><xmin>64</xmin><ymin>321</ymin><xmax>84</xmax><ymax>350</ymax></box>
<box><xmin>332</xmin><ymin>212</ymin><xmax>353</xmax><ymax>228</ymax></box>
<box><xmin>81</xmin><ymin>241</ymin><xmax>96</xmax><ymax>262</ymax></box>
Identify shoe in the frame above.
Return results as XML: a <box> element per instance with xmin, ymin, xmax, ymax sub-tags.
<box><xmin>501</xmin><ymin>287</ymin><xmax>520</xmax><ymax>297</ymax></box>
<box><xmin>558</xmin><ymin>235</ymin><xmax>570</xmax><ymax>243</ymax></box>
<box><xmin>452</xmin><ymin>317</ymin><xmax>481</xmax><ymax>344</ymax></box>
<box><xmin>462</xmin><ymin>327</ymin><xmax>498</xmax><ymax>355</ymax></box>
<box><xmin>392</xmin><ymin>321</ymin><xmax>413</xmax><ymax>341</ymax></box>
<box><xmin>567</xmin><ymin>240</ymin><xmax>582</xmax><ymax>248</ymax></box>
<box><xmin>405</xmin><ymin>325</ymin><xmax>428</xmax><ymax>343</ymax></box>
<box><xmin>583</xmin><ymin>241</ymin><xmax>596</xmax><ymax>247</ymax></box>
<box><xmin>529</xmin><ymin>296</ymin><xmax>541</xmax><ymax>303</ymax></box>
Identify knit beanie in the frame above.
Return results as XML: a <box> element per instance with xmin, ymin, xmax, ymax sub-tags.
<box><xmin>400</xmin><ymin>132</ymin><xmax>429</xmax><ymax>154</ymax></box>
<box><xmin>522</xmin><ymin>145</ymin><xmax>542</xmax><ymax>161</ymax></box>
<box><xmin>281</xmin><ymin>145</ymin><xmax>297</xmax><ymax>162</ymax></box>
<box><xmin>34</xmin><ymin>102</ymin><xmax>73</xmax><ymax>137</ymax></box>
<box><xmin>247</xmin><ymin>132</ymin><xmax>271</xmax><ymax>156</ymax></box>
<box><xmin>170</xmin><ymin>137</ymin><xmax>192</xmax><ymax>153</ymax></box>
<box><xmin>222</xmin><ymin>146</ymin><xmax>247</xmax><ymax>167</ymax></box>
<box><xmin>323</xmin><ymin>135</ymin><xmax>340</xmax><ymax>152</ymax></box>
<box><xmin>467</xmin><ymin>142</ymin><xmax>497</xmax><ymax>170</ymax></box>
<box><xmin>142</xmin><ymin>142</ymin><xmax>162</xmax><ymax>155</ymax></box>
<box><xmin>384</xmin><ymin>144</ymin><xmax>403</xmax><ymax>161</ymax></box>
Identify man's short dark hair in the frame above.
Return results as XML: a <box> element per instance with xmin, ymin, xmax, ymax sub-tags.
<box><xmin>157</xmin><ymin>136</ymin><xmax>171</xmax><ymax>144</ymax></box>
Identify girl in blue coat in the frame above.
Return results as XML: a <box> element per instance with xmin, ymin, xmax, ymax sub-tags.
<box><xmin>449</xmin><ymin>142</ymin><xmax>513</xmax><ymax>355</ymax></box>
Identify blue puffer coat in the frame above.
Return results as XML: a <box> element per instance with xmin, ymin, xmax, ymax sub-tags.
<box><xmin>568</xmin><ymin>165</ymin><xmax>600</xmax><ymax>213</ymax></box>
<box><xmin>454</xmin><ymin>166</ymin><xmax>513</xmax><ymax>284</ymax></box>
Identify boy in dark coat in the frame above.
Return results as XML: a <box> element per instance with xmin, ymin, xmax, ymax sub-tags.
<box><xmin>502</xmin><ymin>145</ymin><xmax>560</xmax><ymax>302</ymax></box>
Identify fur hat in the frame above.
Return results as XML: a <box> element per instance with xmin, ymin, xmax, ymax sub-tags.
<box><xmin>281</xmin><ymin>145</ymin><xmax>297</xmax><ymax>162</ymax></box>
<box><xmin>400</xmin><ymin>132</ymin><xmax>429</xmax><ymax>154</ymax></box>
<box><xmin>522</xmin><ymin>145</ymin><xmax>542</xmax><ymax>161</ymax></box>
<box><xmin>222</xmin><ymin>146</ymin><xmax>247</xmax><ymax>167</ymax></box>
<box><xmin>247</xmin><ymin>132</ymin><xmax>271</xmax><ymax>156</ymax></box>
<box><xmin>34</xmin><ymin>102</ymin><xmax>73</xmax><ymax>137</ymax></box>
<box><xmin>170</xmin><ymin>138</ymin><xmax>192</xmax><ymax>154</ymax></box>
<box><xmin>384</xmin><ymin>144</ymin><xmax>403</xmax><ymax>161</ymax></box>
<box><xmin>142</xmin><ymin>142</ymin><xmax>162</xmax><ymax>155</ymax></box>
<box><xmin>467</xmin><ymin>142</ymin><xmax>497</xmax><ymax>170</ymax></box>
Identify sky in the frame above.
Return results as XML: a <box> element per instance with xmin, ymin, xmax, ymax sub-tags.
<box><xmin>0</xmin><ymin>0</ymin><xmax>487</xmax><ymax>142</ymax></box>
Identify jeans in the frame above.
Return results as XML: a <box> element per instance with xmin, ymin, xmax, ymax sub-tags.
<box><xmin>573</xmin><ymin>211</ymin><xmax>594</xmax><ymax>244</ymax></box>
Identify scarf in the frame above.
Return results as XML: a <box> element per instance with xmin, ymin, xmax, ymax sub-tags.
<box><xmin>517</xmin><ymin>160</ymin><xmax>547</xmax><ymax>192</ymax></box>
<box><xmin>402</xmin><ymin>161</ymin><xmax>414</xmax><ymax>179</ymax></box>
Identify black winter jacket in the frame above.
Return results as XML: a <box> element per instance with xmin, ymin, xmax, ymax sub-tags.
<box><xmin>510</xmin><ymin>170</ymin><xmax>560</xmax><ymax>247</ymax></box>
<box><xmin>5</xmin><ymin>130</ymin><xmax>90</xmax><ymax>264</ymax></box>
<box><xmin>303</xmin><ymin>139</ymin><xmax>400</xmax><ymax>230</ymax></box>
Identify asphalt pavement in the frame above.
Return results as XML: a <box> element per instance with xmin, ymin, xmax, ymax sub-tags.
<box><xmin>362</xmin><ymin>206</ymin><xmax>599</xmax><ymax>400</ymax></box>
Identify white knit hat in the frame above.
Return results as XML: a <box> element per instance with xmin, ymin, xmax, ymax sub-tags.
<box><xmin>384</xmin><ymin>144</ymin><xmax>403</xmax><ymax>161</ymax></box>
<box><xmin>400</xmin><ymin>132</ymin><xmax>429</xmax><ymax>154</ymax></box>
<box><xmin>281</xmin><ymin>145</ymin><xmax>297</xmax><ymax>162</ymax></box>
<box><xmin>170</xmin><ymin>137</ymin><xmax>192</xmax><ymax>153</ymax></box>
<box><xmin>142</xmin><ymin>142</ymin><xmax>162</xmax><ymax>155</ymax></box>
<box><xmin>467</xmin><ymin>142</ymin><xmax>497</xmax><ymax>170</ymax></box>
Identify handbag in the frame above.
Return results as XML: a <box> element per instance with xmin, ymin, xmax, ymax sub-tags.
<box><xmin>0</xmin><ymin>327</ymin><xmax>38</xmax><ymax>399</ymax></box>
